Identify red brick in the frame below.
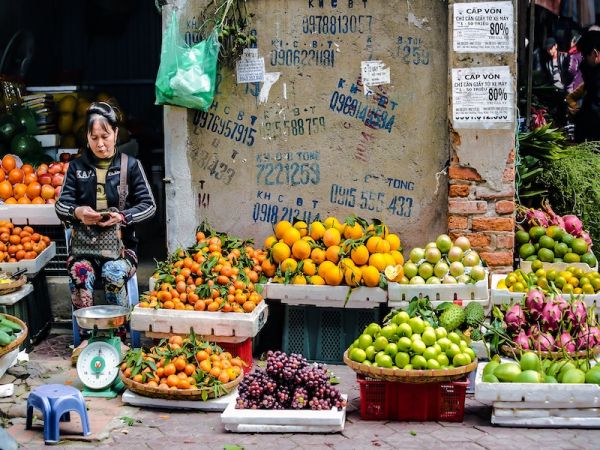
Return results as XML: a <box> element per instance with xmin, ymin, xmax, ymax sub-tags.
<box><xmin>495</xmin><ymin>200</ymin><xmax>515</xmax><ymax>214</ymax></box>
<box><xmin>502</xmin><ymin>166</ymin><xmax>515</xmax><ymax>183</ymax></box>
<box><xmin>506</xmin><ymin>149</ymin><xmax>515</xmax><ymax>164</ymax></box>
<box><xmin>475</xmin><ymin>187</ymin><xmax>515</xmax><ymax>200</ymax></box>
<box><xmin>472</xmin><ymin>217</ymin><xmax>514</xmax><ymax>231</ymax></box>
<box><xmin>495</xmin><ymin>234</ymin><xmax>515</xmax><ymax>249</ymax></box>
<box><xmin>480</xmin><ymin>251</ymin><xmax>514</xmax><ymax>266</ymax></box>
<box><xmin>466</xmin><ymin>233</ymin><xmax>492</xmax><ymax>249</ymax></box>
<box><xmin>449</xmin><ymin>184</ymin><xmax>470</xmax><ymax>197</ymax></box>
<box><xmin>448</xmin><ymin>215</ymin><xmax>468</xmax><ymax>230</ymax></box>
<box><xmin>448</xmin><ymin>200</ymin><xmax>487</xmax><ymax>215</ymax></box>
<box><xmin>448</xmin><ymin>165</ymin><xmax>483</xmax><ymax>181</ymax></box>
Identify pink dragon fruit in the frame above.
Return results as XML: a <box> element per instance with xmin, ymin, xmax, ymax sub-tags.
<box><xmin>557</xmin><ymin>331</ymin><xmax>576</xmax><ymax>352</ymax></box>
<box><xmin>542</xmin><ymin>199</ymin><xmax>565</xmax><ymax>229</ymax></box>
<box><xmin>525</xmin><ymin>289</ymin><xmax>545</xmax><ymax>321</ymax></box>
<box><xmin>518</xmin><ymin>206</ymin><xmax>550</xmax><ymax>228</ymax></box>
<box><xmin>532</xmin><ymin>331</ymin><xmax>555</xmax><ymax>352</ymax></box>
<box><xmin>541</xmin><ymin>301</ymin><xmax>563</xmax><ymax>332</ymax></box>
<box><xmin>580</xmin><ymin>231</ymin><xmax>593</xmax><ymax>248</ymax></box>
<box><xmin>553</xmin><ymin>295</ymin><xmax>570</xmax><ymax>313</ymax></box>
<box><xmin>514</xmin><ymin>330</ymin><xmax>531</xmax><ymax>350</ymax></box>
<box><xmin>562</xmin><ymin>215</ymin><xmax>584</xmax><ymax>237</ymax></box>
<box><xmin>505</xmin><ymin>304</ymin><xmax>526</xmax><ymax>332</ymax></box>
<box><xmin>565</xmin><ymin>300</ymin><xmax>587</xmax><ymax>329</ymax></box>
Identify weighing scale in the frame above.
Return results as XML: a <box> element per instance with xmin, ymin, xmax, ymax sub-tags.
<box><xmin>73</xmin><ymin>305</ymin><xmax>130</xmax><ymax>398</ymax></box>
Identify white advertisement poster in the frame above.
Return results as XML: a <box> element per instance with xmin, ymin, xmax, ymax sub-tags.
<box><xmin>236</xmin><ymin>49</ymin><xmax>266</xmax><ymax>84</ymax></box>
<box><xmin>452</xmin><ymin>66</ymin><xmax>513</xmax><ymax>129</ymax></box>
<box><xmin>453</xmin><ymin>1</ymin><xmax>514</xmax><ymax>53</ymax></box>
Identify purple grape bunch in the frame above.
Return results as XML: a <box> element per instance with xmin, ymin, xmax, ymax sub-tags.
<box><xmin>235</xmin><ymin>351</ymin><xmax>346</xmax><ymax>411</ymax></box>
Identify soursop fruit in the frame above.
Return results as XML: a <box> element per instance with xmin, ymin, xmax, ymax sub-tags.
<box><xmin>464</xmin><ymin>302</ymin><xmax>485</xmax><ymax>327</ymax></box>
<box><xmin>439</xmin><ymin>304</ymin><xmax>466</xmax><ymax>331</ymax></box>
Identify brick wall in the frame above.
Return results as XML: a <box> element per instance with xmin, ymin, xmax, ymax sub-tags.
<box><xmin>447</xmin><ymin>149</ymin><xmax>515</xmax><ymax>273</ymax></box>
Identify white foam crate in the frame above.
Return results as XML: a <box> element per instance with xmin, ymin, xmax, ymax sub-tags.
<box><xmin>387</xmin><ymin>275</ymin><xmax>489</xmax><ymax>307</ymax></box>
<box><xmin>33</xmin><ymin>134</ymin><xmax>60</xmax><ymax>147</ymax></box>
<box><xmin>122</xmin><ymin>389</ymin><xmax>237</xmax><ymax>411</ymax></box>
<box><xmin>0</xmin><ymin>204</ymin><xmax>61</xmax><ymax>225</ymax></box>
<box><xmin>0</xmin><ymin>242</ymin><xmax>56</xmax><ymax>276</ymax></box>
<box><xmin>221</xmin><ymin>394</ymin><xmax>347</xmax><ymax>433</ymax></box>
<box><xmin>130</xmin><ymin>300</ymin><xmax>268</xmax><ymax>338</ymax></box>
<box><xmin>519</xmin><ymin>259</ymin><xmax>598</xmax><ymax>273</ymax></box>
<box><xmin>474</xmin><ymin>363</ymin><xmax>600</xmax><ymax>406</ymax></box>
<box><xmin>491</xmin><ymin>409</ymin><xmax>600</xmax><ymax>427</ymax></box>
<box><xmin>265</xmin><ymin>283</ymin><xmax>385</xmax><ymax>309</ymax></box>
<box><xmin>490</xmin><ymin>274</ymin><xmax>600</xmax><ymax>307</ymax></box>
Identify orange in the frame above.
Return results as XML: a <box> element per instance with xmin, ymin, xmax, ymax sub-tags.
<box><xmin>323</xmin><ymin>265</ymin><xmax>343</xmax><ymax>286</ymax></box>
<box><xmin>390</xmin><ymin>250</ymin><xmax>404</xmax><ymax>265</ymax></box>
<box><xmin>362</xmin><ymin>265</ymin><xmax>381</xmax><ymax>287</ymax></box>
<box><xmin>291</xmin><ymin>239</ymin><xmax>311</xmax><ymax>260</ymax></box>
<box><xmin>163</xmin><ymin>363</ymin><xmax>176</xmax><ymax>376</ymax></box>
<box><xmin>218</xmin><ymin>371</ymin><xmax>230</xmax><ymax>383</ymax></box>
<box><xmin>369</xmin><ymin>253</ymin><xmax>387</xmax><ymax>272</ymax></box>
<box><xmin>301</xmin><ymin>259</ymin><xmax>317</xmax><ymax>276</ymax></box>
<box><xmin>1</xmin><ymin>155</ymin><xmax>16</xmax><ymax>172</ymax></box>
<box><xmin>184</xmin><ymin>363</ymin><xmax>196</xmax><ymax>376</ymax></box>
<box><xmin>21</xmin><ymin>164</ymin><xmax>34</xmax><ymax>175</ymax></box>
<box><xmin>344</xmin><ymin>265</ymin><xmax>362</xmax><ymax>286</ymax></box>
<box><xmin>309</xmin><ymin>221</ymin><xmax>326</xmax><ymax>240</ymax></box>
<box><xmin>0</xmin><ymin>180</ymin><xmax>13</xmax><ymax>200</ymax></box>
<box><xmin>280</xmin><ymin>257</ymin><xmax>298</xmax><ymax>273</ymax></box>
<box><xmin>366</xmin><ymin>236</ymin><xmax>382</xmax><ymax>254</ymax></box>
<box><xmin>242</xmin><ymin>301</ymin><xmax>256</xmax><ymax>312</ymax></box>
<box><xmin>26</xmin><ymin>181</ymin><xmax>41</xmax><ymax>199</ymax></box>
<box><xmin>261</xmin><ymin>258</ymin><xmax>276</xmax><ymax>277</ymax></box>
<box><xmin>322</xmin><ymin>228</ymin><xmax>341</xmax><ymax>247</ymax></box>
<box><xmin>7</xmin><ymin>168</ymin><xmax>24</xmax><ymax>185</ymax></box>
<box><xmin>271</xmin><ymin>242</ymin><xmax>291</xmax><ymax>264</ymax></box>
<box><xmin>323</xmin><ymin>216</ymin><xmax>340</xmax><ymax>230</ymax></box>
<box><xmin>199</xmin><ymin>359</ymin><xmax>212</xmax><ymax>372</ymax></box>
<box><xmin>274</xmin><ymin>220</ymin><xmax>292</xmax><ymax>239</ymax></box>
<box><xmin>264</xmin><ymin>235</ymin><xmax>277</xmax><ymax>249</ymax></box>
<box><xmin>166</xmin><ymin>374</ymin><xmax>180</xmax><ymax>387</ymax></box>
<box><xmin>293</xmin><ymin>221</ymin><xmax>308</xmax><ymax>237</ymax></box>
<box><xmin>17</xmin><ymin>196</ymin><xmax>31</xmax><ymax>204</ymax></box>
<box><xmin>317</xmin><ymin>260</ymin><xmax>336</xmax><ymax>279</ymax></box>
<box><xmin>282</xmin><ymin>227</ymin><xmax>301</xmax><ymax>246</ymax></box>
<box><xmin>375</xmin><ymin>239</ymin><xmax>391</xmax><ymax>254</ymax></box>
<box><xmin>209</xmin><ymin>367</ymin><xmax>221</xmax><ymax>378</ymax></box>
<box><xmin>350</xmin><ymin>245</ymin><xmax>369</xmax><ymax>265</ymax></box>
<box><xmin>174</xmin><ymin>357</ymin><xmax>186</xmax><ymax>372</ymax></box>
<box><xmin>343</xmin><ymin>222</ymin><xmax>364</xmax><ymax>239</ymax></box>
<box><xmin>196</xmin><ymin>350</ymin><xmax>209</xmax><ymax>361</ymax></box>
<box><xmin>0</xmin><ymin>168</ymin><xmax>4</xmax><ymax>181</ymax></box>
<box><xmin>309</xmin><ymin>274</ymin><xmax>326</xmax><ymax>285</ymax></box>
<box><xmin>12</xmin><ymin>183</ymin><xmax>27</xmax><ymax>199</ymax></box>
<box><xmin>385</xmin><ymin>234</ymin><xmax>401</xmax><ymax>251</ymax></box>
<box><xmin>292</xmin><ymin>274</ymin><xmax>307</xmax><ymax>284</ymax></box>
<box><xmin>310</xmin><ymin>247</ymin><xmax>326</xmax><ymax>264</ymax></box>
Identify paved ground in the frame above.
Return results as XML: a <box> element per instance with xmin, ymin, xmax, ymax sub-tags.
<box><xmin>2</xmin><ymin>334</ymin><xmax>600</xmax><ymax>449</ymax></box>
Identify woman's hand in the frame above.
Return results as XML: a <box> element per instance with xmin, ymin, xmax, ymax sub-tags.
<box><xmin>74</xmin><ymin>206</ymin><xmax>102</xmax><ymax>225</ymax></box>
<box><xmin>97</xmin><ymin>211</ymin><xmax>123</xmax><ymax>227</ymax></box>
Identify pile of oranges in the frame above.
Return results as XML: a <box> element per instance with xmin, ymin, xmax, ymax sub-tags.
<box><xmin>0</xmin><ymin>221</ymin><xmax>51</xmax><ymax>262</ymax></box>
<box><xmin>0</xmin><ymin>154</ymin><xmax>66</xmax><ymax>205</ymax></box>
<box><xmin>263</xmin><ymin>216</ymin><xmax>404</xmax><ymax>287</ymax></box>
<box><xmin>120</xmin><ymin>335</ymin><xmax>245</xmax><ymax>390</ymax></box>
<box><xmin>139</xmin><ymin>227</ymin><xmax>266</xmax><ymax>313</ymax></box>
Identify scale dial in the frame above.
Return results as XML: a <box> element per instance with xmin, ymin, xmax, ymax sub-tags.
<box><xmin>76</xmin><ymin>341</ymin><xmax>120</xmax><ymax>390</ymax></box>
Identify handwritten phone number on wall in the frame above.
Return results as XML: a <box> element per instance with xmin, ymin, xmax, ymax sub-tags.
<box><xmin>329</xmin><ymin>184</ymin><xmax>414</xmax><ymax>217</ymax></box>
<box><xmin>329</xmin><ymin>91</ymin><xmax>396</xmax><ymax>132</ymax></box>
<box><xmin>195</xmin><ymin>149</ymin><xmax>236</xmax><ymax>185</ymax></box>
<box><xmin>260</xmin><ymin>117</ymin><xmax>326</xmax><ymax>138</ymax></box>
<box><xmin>253</xmin><ymin>202</ymin><xmax>321</xmax><ymax>225</ymax></box>
<box><xmin>271</xmin><ymin>49</ymin><xmax>335</xmax><ymax>67</ymax></box>
<box><xmin>302</xmin><ymin>15</ymin><xmax>373</xmax><ymax>35</ymax></box>
<box><xmin>193</xmin><ymin>111</ymin><xmax>256</xmax><ymax>147</ymax></box>
<box><xmin>256</xmin><ymin>162</ymin><xmax>320</xmax><ymax>187</ymax></box>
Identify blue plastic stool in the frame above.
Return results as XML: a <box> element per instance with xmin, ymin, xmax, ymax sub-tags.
<box><xmin>65</xmin><ymin>228</ymin><xmax>141</xmax><ymax>348</ymax></box>
<box><xmin>26</xmin><ymin>384</ymin><xmax>91</xmax><ymax>444</ymax></box>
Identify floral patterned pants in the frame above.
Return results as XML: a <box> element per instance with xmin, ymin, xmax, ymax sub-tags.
<box><xmin>67</xmin><ymin>251</ymin><xmax>137</xmax><ymax>309</ymax></box>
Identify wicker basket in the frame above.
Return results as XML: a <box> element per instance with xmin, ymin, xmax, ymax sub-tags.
<box><xmin>500</xmin><ymin>344</ymin><xmax>600</xmax><ymax>360</ymax></box>
<box><xmin>119</xmin><ymin>371</ymin><xmax>243</xmax><ymax>401</ymax></box>
<box><xmin>343</xmin><ymin>350</ymin><xmax>477</xmax><ymax>383</ymax></box>
<box><xmin>0</xmin><ymin>314</ymin><xmax>28</xmax><ymax>358</ymax></box>
<box><xmin>0</xmin><ymin>276</ymin><xmax>26</xmax><ymax>296</ymax></box>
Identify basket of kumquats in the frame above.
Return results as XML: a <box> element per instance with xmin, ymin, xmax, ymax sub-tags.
<box><xmin>119</xmin><ymin>333</ymin><xmax>246</xmax><ymax>401</ymax></box>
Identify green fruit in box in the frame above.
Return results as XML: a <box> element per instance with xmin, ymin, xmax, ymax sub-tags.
<box><xmin>554</xmin><ymin>242</ymin><xmax>569</xmax><ymax>258</ymax></box>
<box><xmin>571</xmin><ymin>238</ymin><xmax>588</xmax><ymax>255</ymax></box>
<box><xmin>483</xmin><ymin>361</ymin><xmax>500</xmax><ymax>376</ymax></box>
<box><xmin>448</xmin><ymin>332</ymin><xmax>461</xmax><ymax>345</ymax></box>
<box><xmin>349</xmin><ymin>348</ymin><xmax>366</xmax><ymax>363</ymax></box>
<box><xmin>408</xmin><ymin>317</ymin><xmax>425</xmax><ymax>334</ymax></box>
<box><xmin>380</xmin><ymin>324</ymin><xmax>397</xmax><ymax>340</ymax></box>
<box><xmin>358</xmin><ymin>334</ymin><xmax>373</xmax><ymax>350</ymax></box>
<box><xmin>427</xmin><ymin>359</ymin><xmax>441</xmax><ymax>370</ymax></box>
<box><xmin>374</xmin><ymin>336</ymin><xmax>388</xmax><ymax>352</ymax></box>
<box><xmin>439</xmin><ymin>304</ymin><xmax>465</xmax><ymax>332</ymax></box>
<box><xmin>423</xmin><ymin>347</ymin><xmax>438</xmax><ymax>361</ymax></box>
<box><xmin>411</xmin><ymin>355</ymin><xmax>427</xmax><ymax>369</ymax></box>
<box><xmin>464</xmin><ymin>347</ymin><xmax>476</xmax><ymax>361</ymax></box>
<box><xmin>384</xmin><ymin>343</ymin><xmax>398</xmax><ymax>359</ymax></box>
<box><xmin>437</xmin><ymin>353</ymin><xmax>450</xmax><ymax>366</ymax></box>
<box><xmin>464</xmin><ymin>302</ymin><xmax>484</xmax><ymax>328</ymax></box>
<box><xmin>422</xmin><ymin>328</ymin><xmax>437</xmax><ymax>346</ymax></box>
<box><xmin>435</xmin><ymin>327</ymin><xmax>447</xmax><ymax>340</ymax></box>
<box><xmin>546</xmin><ymin>225</ymin><xmax>564</xmax><ymax>240</ymax></box>
<box><xmin>364</xmin><ymin>323</ymin><xmax>381</xmax><ymax>337</ymax></box>
<box><xmin>411</xmin><ymin>340</ymin><xmax>426</xmax><ymax>354</ymax></box>
<box><xmin>514</xmin><ymin>370</ymin><xmax>543</xmax><ymax>383</ymax></box>
<box><xmin>529</xmin><ymin>226</ymin><xmax>546</xmax><ymax>241</ymax></box>
<box><xmin>563</xmin><ymin>253</ymin><xmax>580</xmax><ymax>263</ymax></box>
<box><xmin>519</xmin><ymin>352</ymin><xmax>541</xmax><ymax>372</ymax></box>
<box><xmin>453</xmin><ymin>353</ymin><xmax>471</xmax><ymax>367</ymax></box>
<box><xmin>437</xmin><ymin>337</ymin><xmax>451</xmax><ymax>351</ymax></box>
<box><xmin>446</xmin><ymin>343</ymin><xmax>461</xmax><ymax>359</ymax></box>
<box><xmin>0</xmin><ymin>331</ymin><xmax>11</xmax><ymax>346</ymax></box>
<box><xmin>397</xmin><ymin>337</ymin><xmax>412</xmax><ymax>352</ymax></box>
<box><xmin>515</xmin><ymin>230</ymin><xmax>530</xmax><ymax>245</ymax></box>
<box><xmin>397</xmin><ymin>323</ymin><xmax>412</xmax><ymax>338</ymax></box>
<box><xmin>578</xmin><ymin>359</ymin><xmax>592</xmax><ymax>372</ymax></box>
<box><xmin>365</xmin><ymin>346</ymin><xmax>376</xmax><ymax>361</ymax></box>
<box><xmin>482</xmin><ymin>374</ymin><xmax>499</xmax><ymax>383</ymax></box>
<box><xmin>494</xmin><ymin>362</ymin><xmax>522</xmax><ymax>382</ymax></box>
<box><xmin>557</xmin><ymin>362</ymin><xmax>577</xmax><ymax>382</ymax></box>
<box><xmin>561</xmin><ymin>369</ymin><xmax>586</xmax><ymax>384</ymax></box>
<box><xmin>395</xmin><ymin>352</ymin><xmax>410</xmax><ymax>368</ymax></box>
<box><xmin>538</xmin><ymin>248</ymin><xmax>554</xmax><ymax>262</ymax></box>
<box><xmin>375</xmin><ymin>352</ymin><xmax>393</xmax><ymax>368</ymax></box>
<box><xmin>538</xmin><ymin>235</ymin><xmax>555</xmax><ymax>250</ymax></box>
<box><xmin>519</xmin><ymin>244</ymin><xmax>535</xmax><ymax>259</ymax></box>
<box><xmin>410</xmin><ymin>333</ymin><xmax>421</xmax><ymax>342</ymax></box>
<box><xmin>581</xmin><ymin>252</ymin><xmax>598</xmax><ymax>268</ymax></box>
<box><xmin>584</xmin><ymin>368</ymin><xmax>600</xmax><ymax>384</ymax></box>
<box><xmin>363</xmin><ymin>360</ymin><xmax>372</xmax><ymax>366</ymax></box>
<box><xmin>545</xmin><ymin>375</ymin><xmax>558</xmax><ymax>383</ymax></box>
<box><xmin>391</xmin><ymin>310</ymin><xmax>410</xmax><ymax>325</ymax></box>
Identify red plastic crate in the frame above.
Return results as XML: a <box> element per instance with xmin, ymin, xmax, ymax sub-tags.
<box><xmin>218</xmin><ymin>338</ymin><xmax>253</xmax><ymax>374</ymax></box>
<box><xmin>357</xmin><ymin>375</ymin><xmax>468</xmax><ymax>422</ymax></box>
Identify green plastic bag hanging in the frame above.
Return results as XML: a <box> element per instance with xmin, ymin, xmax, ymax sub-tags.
<box><xmin>155</xmin><ymin>12</ymin><xmax>220</xmax><ymax>111</ymax></box>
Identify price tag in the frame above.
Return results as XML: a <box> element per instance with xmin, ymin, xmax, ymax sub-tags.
<box><xmin>453</xmin><ymin>1</ymin><xmax>514</xmax><ymax>53</ymax></box>
<box><xmin>452</xmin><ymin>66</ymin><xmax>513</xmax><ymax>129</ymax></box>
<box><xmin>236</xmin><ymin>50</ymin><xmax>265</xmax><ymax>84</ymax></box>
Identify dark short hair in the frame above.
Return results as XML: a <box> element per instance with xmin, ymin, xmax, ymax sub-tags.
<box><xmin>86</xmin><ymin>102</ymin><xmax>119</xmax><ymax>134</ymax></box>
<box><xmin>544</xmin><ymin>37</ymin><xmax>557</xmax><ymax>49</ymax></box>
<box><xmin>577</xmin><ymin>30</ymin><xmax>600</xmax><ymax>55</ymax></box>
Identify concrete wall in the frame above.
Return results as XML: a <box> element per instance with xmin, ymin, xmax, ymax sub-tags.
<box><xmin>164</xmin><ymin>0</ymin><xmax>450</xmax><ymax>251</ymax></box>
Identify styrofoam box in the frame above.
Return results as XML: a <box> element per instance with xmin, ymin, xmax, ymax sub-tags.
<box><xmin>221</xmin><ymin>394</ymin><xmax>347</xmax><ymax>433</ymax></box>
<box><xmin>122</xmin><ymin>388</ymin><xmax>237</xmax><ymax>411</ymax></box>
<box><xmin>491</xmin><ymin>411</ymin><xmax>600</xmax><ymax>428</ymax></box>
<box><xmin>0</xmin><ymin>204</ymin><xmax>61</xmax><ymax>225</ymax></box>
<box><xmin>0</xmin><ymin>242</ymin><xmax>56</xmax><ymax>275</ymax></box>
<box><xmin>265</xmin><ymin>283</ymin><xmax>386</xmax><ymax>309</ymax></box>
<box><xmin>490</xmin><ymin>274</ymin><xmax>600</xmax><ymax>307</ymax></box>
<box><xmin>475</xmin><ymin>362</ymin><xmax>600</xmax><ymax>407</ymax></box>
<box><xmin>387</xmin><ymin>274</ymin><xmax>489</xmax><ymax>306</ymax></box>
<box><xmin>33</xmin><ymin>134</ymin><xmax>60</xmax><ymax>147</ymax></box>
<box><xmin>519</xmin><ymin>259</ymin><xmax>598</xmax><ymax>273</ymax></box>
<box><xmin>130</xmin><ymin>300</ymin><xmax>268</xmax><ymax>337</ymax></box>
